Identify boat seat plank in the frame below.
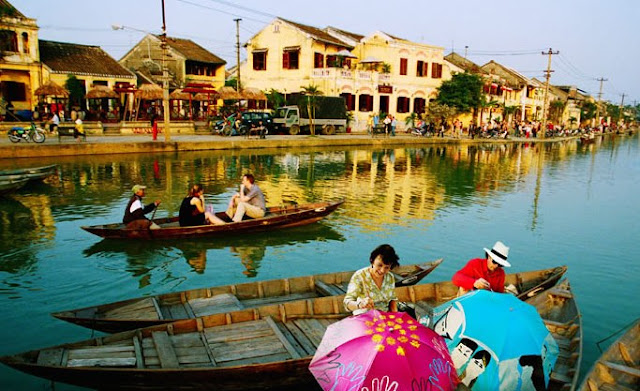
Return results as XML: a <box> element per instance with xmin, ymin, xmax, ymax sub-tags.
<box><xmin>265</xmin><ymin>317</ymin><xmax>303</xmax><ymax>359</ymax></box>
<box><xmin>210</xmin><ymin>335</ymin><xmax>287</xmax><ymax>363</ymax></box>
<box><xmin>241</xmin><ymin>292</ymin><xmax>318</xmax><ymax>308</ymax></box>
<box><xmin>189</xmin><ymin>294</ymin><xmax>244</xmax><ymax>317</ymax></box>
<box><xmin>132</xmin><ymin>336</ymin><xmax>144</xmax><ymax>369</ymax></box>
<box><xmin>103</xmin><ymin>298</ymin><xmax>159</xmax><ymax>319</ymax></box>
<box><xmin>331</xmin><ymin>283</ymin><xmax>348</xmax><ymax>294</ymax></box>
<box><xmin>282</xmin><ymin>321</ymin><xmax>317</xmax><ymax>355</ymax></box>
<box><xmin>165</xmin><ymin>304</ymin><xmax>189</xmax><ymax>319</ymax></box>
<box><xmin>37</xmin><ymin>348</ymin><xmax>64</xmax><ymax>366</ymax></box>
<box><xmin>66</xmin><ymin>357</ymin><xmax>137</xmax><ymax>367</ymax></box>
<box><xmin>314</xmin><ymin>280</ymin><xmax>339</xmax><ymax>296</ymax></box>
<box><xmin>204</xmin><ymin>320</ymin><xmax>273</xmax><ymax>344</ymax></box>
<box><xmin>293</xmin><ymin>318</ymin><xmax>327</xmax><ymax>348</ymax></box>
<box><xmin>601</xmin><ymin>360</ymin><xmax>640</xmax><ymax>378</ymax></box>
<box><xmin>67</xmin><ymin>346</ymin><xmax>134</xmax><ymax>359</ymax></box>
<box><xmin>219</xmin><ymin>352</ymin><xmax>292</xmax><ymax>367</ymax></box>
<box><xmin>151</xmin><ymin>331</ymin><xmax>180</xmax><ymax>368</ymax></box>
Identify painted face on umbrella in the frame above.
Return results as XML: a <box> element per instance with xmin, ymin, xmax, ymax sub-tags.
<box><xmin>433</xmin><ymin>305</ymin><xmax>464</xmax><ymax>340</ymax></box>
<box><xmin>451</xmin><ymin>338</ymin><xmax>478</xmax><ymax>369</ymax></box>
<box><xmin>461</xmin><ymin>350</ymin><xmax>491</xmax><ymax>387</ymax></box>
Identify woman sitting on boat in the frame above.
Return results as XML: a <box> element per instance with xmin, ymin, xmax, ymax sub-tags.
<box><xmin>179</xmin><ymin>184</ymin><xmax>225</xmax><ymax>227</ymax></box>
<box><xmin>343</xmin><ymin>244</ymin><xmax>400</xmax><ymax>315</ymax></box>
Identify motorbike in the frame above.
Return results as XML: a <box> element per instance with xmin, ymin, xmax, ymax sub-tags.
<box><xmin>8</xmin><ymin>122</ymin><xmax>46</xmax><ymax>143</ymax></box>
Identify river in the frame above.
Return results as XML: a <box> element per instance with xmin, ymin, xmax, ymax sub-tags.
<box><xmin>0</xmin><ymin>134</ymin><xmax>638</xmax><ymax>390</ymax></box>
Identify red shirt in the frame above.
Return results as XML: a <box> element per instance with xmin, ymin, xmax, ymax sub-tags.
<box><xmin>452</xmin><ymin>258</ymin><xmax>505</xmax><ymax>293</ymax></box>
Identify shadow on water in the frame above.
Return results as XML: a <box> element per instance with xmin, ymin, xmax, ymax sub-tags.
<box><xmin>83</xmin><ymin>222</ymin><xmax>345</xmax><ymax>279</ymax></box>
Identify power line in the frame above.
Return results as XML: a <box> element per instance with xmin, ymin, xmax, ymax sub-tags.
<box><xmin>203</xmin><ymin>0</ymin><xmax>278</xmax><ymax>20</ymax></box>
<box><xmin>175</xmin><ymin>0</ymin><xmax>269</xmax><ymax>24</ymax></box>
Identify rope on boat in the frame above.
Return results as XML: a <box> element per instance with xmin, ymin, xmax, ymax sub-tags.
<box><xmin>595</xmin><ymin>316</ymin><xmax>639</xmax><ymax>353</ymax></box>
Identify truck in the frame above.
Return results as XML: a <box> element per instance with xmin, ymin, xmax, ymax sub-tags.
<box><xmin>273</xmin><ymin>96</ymin><xmax>347</xmax><ymax>135</ymax></box>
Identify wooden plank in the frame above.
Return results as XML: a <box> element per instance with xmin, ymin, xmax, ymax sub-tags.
<box><xmin>132</xmin><ymin>336</ymin><xmax>144</xmax><ymax>369</ymax></box>
<box><xmin>210</xmin><ymin>335</ymin><xmax>286</xmax><ymax>363</ymax></box>
<box><xmin>204</xmin><ymin>320</ymin><xmax>271</xmax><ymax>343</ymax></box>
<box><xmin>220</xmin><ymin>352</ymin><xmax>291</xmax><ymax>367</ymax></box>
<box><xmin>282</xmin><ymin>321</ymin><xmax>316</xmax><ymax>355</ymax></box>
<box><xmin>315</xmin><ymin>280</ymin><xmax>342</xmax><ymax>296</ymax></box>
<box><xmin>199</xmin><ymin>331</ymin><xmax>218</xmax><ymax>367</ymax></box>
<box><xmin>241</xmin><ymin>292</ymin><xmax>317</xmax><ymax>308</ymax></box>
<box><xmin>293</xmin><ymin>318</ymin><xmax>326</xmax><ymax>348</ymax></box>
<box><xmin>67</xmin><ymin>357</ymin><xmax>137</xmax><ymax>367</ymax></box>
<box><xmin>265</xmin><ymin>317</ymin><xmax>302</xmax><ymax>359</ymax></box>
<box><xmin>67</xmin><ymin>346</ymin><xmax>134</xmax><ymax>359</ymax></box>
<box><xmin>601</xmin><ymin>360</ymin><xmax>640</xmax><ymax>377</ymax></box>
<box><xmin>151</xmin><ymin>298</ymin><xmax>164</xmax><ymax>320</ymax></box>
<box><xmin>189</xmin><ymin>294</ymin><xmax>244</xmax><ymax>317</ymax></box>
<box><xmin>166</xmin><ymin>304</ymin><xmax>189</xmax><ymax>319</ymax></box>
<box><xmin>151</xmin><ymin>331</ymin><xmax>180</xmax><ymax>368</ymax></box>
<box><xmin>37</xmin><ymin>348</ymin><xmax>64</xmax><ymax>366</ymax></box>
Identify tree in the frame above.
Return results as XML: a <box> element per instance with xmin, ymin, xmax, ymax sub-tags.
<box><xmin>65</xmin><ymin>74</ymin><xmax>85</xmax><ymax>109</ymax></box>
<box><xmin>300</xmin><ymin>84</ymin><xmax>323</xmax><ymax>135</ymax></box>
<box><xmin>426</xmin><ymin>102</ymin><xmax>457</xmax><ymax>127</ymax></box>
<box><xmin>265</xmin><ymin>88</ymin><xmax>284</xmax><ymax>111</ymax></box>
<box><xmin>549</xmin><ymin>99</ymin><xmax>566</xmax><ymax>123</ymax></box>
<box><xmin>580</xmin><ymin>101</ymin><xmax>597</xmax><ymax>123</ymax></box>
<box><xmin>405</xmin><ymin>112</ymin><xmax>418</xmax><ymax>128</ymax></box>
<box><xmin>435</xmin><ymin>72</ymin><xmax>484</xmax><ymax>113</ymax></box>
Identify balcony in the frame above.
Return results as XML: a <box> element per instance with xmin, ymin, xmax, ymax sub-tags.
<box><xmin>311</xmin><ymin>68</ymin><xmax>354</xmax><ymax>80</ymax></box>
<box><xmin>378</xmin><ymin>74</ymin><xmax>391</xmax><ymax>83</ymax></box>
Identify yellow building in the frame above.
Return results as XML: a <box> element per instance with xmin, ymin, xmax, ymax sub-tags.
<box><xmin>0</xmin><ymin>0</ymin><xmax>41</xmax><ymax>113</ymax></box>
<box><xmin>240</xmin><ymin>18</ymin><xmax>446</xmax><ymax>132</ymax></box>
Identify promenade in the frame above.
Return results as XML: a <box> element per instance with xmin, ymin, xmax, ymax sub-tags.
<box><xmin>0</xmin><ymin>131</ymin><xmax>565</xmax><ymax>160</ymax></box>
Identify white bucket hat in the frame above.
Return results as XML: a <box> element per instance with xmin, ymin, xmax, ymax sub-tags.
<box><xmin>484</xmin><ymin>241</ymin><xmax>511</xmax><ymax>267</ymax></box>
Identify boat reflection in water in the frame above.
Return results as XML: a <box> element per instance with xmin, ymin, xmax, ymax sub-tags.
<box><xmin>83</xmin><ymin>222</ymin><xmax>345</xmax><ymax>279</ymax></box>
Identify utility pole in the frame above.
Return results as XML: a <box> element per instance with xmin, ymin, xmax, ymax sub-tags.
<box><xmin>234</xmin><ymin>18</ymin><xmax>242</xmax><ymax>92</ymax></box>
<box><xmin>618</xmin><ymin>93</ymin><xmax>625</xmax><ymax>124</ymax></box>
<box><xmin>160</xmin><ymin>0</ymin><xmax>170</xmax><ymax>142</ymax></box>
<box><xmin>540</xmin><ymin>48</ymin><xmax>559</xmax><ymax>138</ymax></box>
<box><xmin>595</xmin><ymin>77</ymin><xmax>607</xmax><ymax>127</ymax></box>
<box><xmin>464</xmin><ymin>45</ymin><xmax>468</xmax><ymax>59</ymax></box>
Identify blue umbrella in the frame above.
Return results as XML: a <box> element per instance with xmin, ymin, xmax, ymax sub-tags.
<box><xmin>423</xmin><ymin>290</ymin><xmax>559</xmax><ymax>390</ymax></box>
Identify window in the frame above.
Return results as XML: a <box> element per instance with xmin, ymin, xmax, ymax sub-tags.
<box><xmin>379</xmin><ymin>96</ymin><xmax>389</xmax><ymax>113</ymax></box>
<box><xmin>400</xmin><ymin>58</ymin><xmax>408</xmax><ymax>75</ymax></box>
<box><xmin>413</xmin><ymin>98</ymin><xmax>426</xmax><ymax>114</ymax></box>
<box><xmin>431</xmin><ymin>63</ymin><xmax>443</xmax><ymax>78</ymax></box>
<box><xmin>253</xmin><ymin>50</ymin><xmax>267</xmax><ymax>71</ymax></box>
<box><xmin>416</xmin><ymin>61</ymin><xmax>428</xmax><ymax>77</ymax></box>
<box><xmin>340</xmin><ymin>93</ymin><xmax>355</xmax><ymax>111</ymax></box>
<box><xmin>0</xmin><ymin>30</ymin><xmax>18</xmax><ymax>52</ymax></box>
<box><xmin>2</xmin><ymin>81</ymin><xmax>26</xmax><ymax>102</ymax></box>
<box><xmin>358</xmin><ymin>94</ymin><xmax>373</xmax><ymax>112</ymax></box>
<box><xmin>314</xmin><ymin>52</ymin><xmax>324</xmax><ymax>68</ymax></box>
<box><xmin>397</xmin><ymin>97</ymin><xmax>410</xmax><ymax>113</ymax></box>
<box><xmin>22</xmin><ymin>32</ymin><xmax>29</xmax><ymax>54</ymax></box>
<box><xmin>283</xmin><ymin>48</ymin><xmax>300</xmax><ymax>70</ymax></box>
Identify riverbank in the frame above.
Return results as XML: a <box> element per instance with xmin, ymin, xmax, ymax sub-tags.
<box><xmin>0</xmin><ymin>131</ymin><xmax>579</xmax><ymax>159</ymax></box>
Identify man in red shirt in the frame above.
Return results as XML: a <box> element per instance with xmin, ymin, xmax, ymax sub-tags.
<box><xmin>452</xmin><ymin>241</ymin><xmax>510</xmax><ymax>295</ymax></box>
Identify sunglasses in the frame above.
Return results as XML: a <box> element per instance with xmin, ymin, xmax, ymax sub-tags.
<box><xmin>491</xmin><ymin>258</ymin><xmax>503</xmax><ymax>268</ymax></box>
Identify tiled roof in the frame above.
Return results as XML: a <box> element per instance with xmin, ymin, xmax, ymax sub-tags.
<box><xmin>39</xmin><ymin>40</ymin><xmax>134</xmax><ymax>78</ymax></box>
<box><xmin>161</xmin><ymin>36</ymin><xmax>226</xmax><ymax>65</ymax></box>
<box><xmin>0</xmin><ymin>0</ymin><xmax>26</xmax><ymax>19</ymax></box>
<box><xmin>444</xmin><ymin>52</ymin><xmax>485</xmax><ymax>74</ymax></box>
<box><xmin>325</xmin><ymin>26</ymin><xmax>364</xmax><ymax>43</ymax></box>
<box><xmin>279</xmin><ymin>18</ymin><xmax>351</xmax><ymax>48</ymax></box>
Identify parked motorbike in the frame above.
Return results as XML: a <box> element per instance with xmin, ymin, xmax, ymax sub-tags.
<box><xmin>8</xmin><ymin>122</ymin><xmax>46</xmax><ymax>143</ymax></box>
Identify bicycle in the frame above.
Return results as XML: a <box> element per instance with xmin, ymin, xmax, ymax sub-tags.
<box><xmin>8</xmin><ymin>122</ymin><xmax>46</xmax><ymax>143</ymax></box>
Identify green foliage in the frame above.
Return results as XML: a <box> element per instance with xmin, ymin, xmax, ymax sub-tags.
<box><xmin>381</xmin><ymin>63</ymin><xmax>391</xmax><ymax>74</ymax></box>
<box><xmin>581</xmin><ymin>101</ymin><xmax>597</xmax><ymax>121</ymax></box>
<box><xmin>435</xmin><ymin>72</ymin><xmax>484</xmax><ymax>113</ymax></box>
<box><xmin>265</xmin><ymin>88</ymin><xmax>284</xmax><ymax>110</ymax></box>
<box><xmin>426</xmin><ymin>102</ymin><xmax>457</xmax><ymax>124</ymax></box>
<box><xmin>405</xmin><ymin>112</ymin><xmax>418</xmax><ymax>128</ymax></box>
<box><xmin>225</xmin><ymin>77</ymin><xmax>237</xmax><ymax>87</ymax></box>
<box><xmin>65</xmin><ymin>75</ymin><xmax>85</xmax><ymax>108</ymax></box>
<box><xmin>549</xmin><ymin>99</ymin><xmax>566</xmax><ymax>122</ymax></box>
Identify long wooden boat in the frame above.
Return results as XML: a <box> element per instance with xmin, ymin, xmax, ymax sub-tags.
<box><xmin>578</xmin><ymin>318</ymin><xmax>639</xmax><ymax>391</ymax></box>
<box><xmin>0</xmin><ymin>178</ymin><xmax>29</xmax><ymax>196</ymax></box>
<box><xmin>1</xmin><ymin>266</ymin><xmax>569</xmax><ymax>391</ymax></box>
<box><xmin>0</xmin><ymin>164</ymin><xmax>58</xmax><ymax>182</ymax></box>
<box><xmin>81</xmin><ymin>200</ymin><xmax>344</xmax><ymax>240</ymax></box>
<box><xmin>526</xmin><ymin>279</ymin><xmax>582</xmax><ymax>391</ymax></box>
<box><xmin>52</xmin><ymin>259</ymin><xmax>445</xmax><ymax>333</ymax></box>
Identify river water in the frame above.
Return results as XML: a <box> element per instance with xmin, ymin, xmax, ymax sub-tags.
<box><xmin>0</xmin><ymin>134</ymin><xmax>638</xmax><ymax>390</ymax></box>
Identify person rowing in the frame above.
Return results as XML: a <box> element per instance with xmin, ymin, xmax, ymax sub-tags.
<box><xmin>122</xmin><ymin>184</ymin><xmax>161</xmax><ymax>230</ymax></box>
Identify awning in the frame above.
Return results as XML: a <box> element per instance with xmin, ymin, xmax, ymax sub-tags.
<box><xmin>335</xmin><ymin>49</ymin><xmax>357</xmax><ymax>58</ymax></box>
<box><xmin>283</xmin><ymin>46</ymin><xmax>300</xmax><ymax>52</ymax></box>
<box><xmin>252</xmin><ymin>48</ymin><xmax>268</xmax><ymax>53</ymax></box>
<box><xmin>360</xmin><ymin>56</ymin><xmax>382</xmax><ymax>63</ymax></box>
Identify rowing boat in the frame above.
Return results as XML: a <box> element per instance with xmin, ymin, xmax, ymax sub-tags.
<box><xmin>578</xmin><ymin>318</ymin><xmax>639</xmax><ymax>391</ymax></box>
<box><xmin>0</xmin><ymin>178</ymin><xmax>29</xmax><ymax>196</ymax></box>
<box><xmin>81</xmin><ymin>200</ymin><xmax>344</xmax><ymax>240</ymax></box>
<box><xmin>52</xmin><ymin>259</ymin><xmax>444</xmax><ymax>333</ymax></box>
<box><xmin>526</xmin><ymin>279</ymin><xmax>582</xmax><ymax>391</ymax></box>
<box><xmin>0</xmin><ymin>164</ymin><xmax>58</xmax><ymax>182</ymax></box>
<box><xmin>1</xmin><ymin>266</ymin><xmax>568</xmax><ymax>391</ymax></box>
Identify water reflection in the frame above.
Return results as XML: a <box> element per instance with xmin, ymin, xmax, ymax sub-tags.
<box><xmin>83</xmin><ymin>222</ymin><xmax>344</xmax><ymax>279</ymax></box>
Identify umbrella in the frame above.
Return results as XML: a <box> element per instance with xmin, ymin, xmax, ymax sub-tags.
<box><xmin>336</xmin><ymin>49</ymin><xmax>357</xmax><ymax>58</ymax></box>
<box><xmin>134</xmin><ymin>84</ymin><xmax>163</xmax><ymax>100</ymax></box>
<box><xmin>34</xmin><ymin>81</ymin><xmax>69</xmax><ymax>97</ymax></box>
<box><xmin>360</xmin><ymin>56</ymin><xmax>383</xmax><ymax>63</ymax></box>
<box><xmin>169</xmin><ymin>89</ymin><xmax>191</xmax><ymax>100</ymax></box>
<box><xmin>241</xmin><ymin>87</ymin><xmax>266</xmax><ymax>100</ymax></box>
<box><xmin>218</xmin><ymin>86</ymin><xmax>242</xmax><ymax>100</ymax></box>
<box><xmin>309</xmin><ymin>310</ymin><xmax>459</xmax><ymax>391</ymax></box>
<box><xmin>85</xmin><ymin>85</ymin><xmax>118</xmax><ymax>99</ymax></box>
<box><xmin>426</xmin><ymin>290</ymin><xmax>559</xmax><ymax>390</ymax></box>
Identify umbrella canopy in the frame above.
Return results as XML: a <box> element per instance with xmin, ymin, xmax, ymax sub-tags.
<box><xmin>218</xmin><ymin>86</ymin><xmax>242</xmax><ymax>100</ymax></box>
<box><xmin>360</xmin><ymin>56</ymin><xmax>383</xmax><ymax>63</ymax></box>
<box><xmin>241</xmin><ymin>87</ymin><xmax>266</xmax><ymax>100</ymax></box>
<box><xmin>426</xmin><ymin>290</ymin><xmax>559</xmax><ymax>390</ymax></box>
<box><xmin>192</xmin><ymin>92</ymin><xmax>218</xmax><ymax>101</ymax></box>
<box><xmin>309</xmin><ymin>310</ymin><xmax>459</xmax><ymax>391</ymax></box>
<box><xmin>34</xmin><ymin>81</ymin><xmax>69</xmax><ymax>97</ymax></box>
<box><xmin>169</xmin><ymin>89</ymin><xmax>192</xmax><ymax>100</ymax></box>
<box><xmin>85</xmin><ymin>85</ymin><xmax>118</xmax><ymax>99</ymax></box>
<box><xmin>336</xmin><ymin>49</ymin><xmax>357</xmax><ymax>58</ymax></box>
<box><xmin>134</xmin><ymin>84</ymin><xmax>163</xmax><ymax>100</ymax></box>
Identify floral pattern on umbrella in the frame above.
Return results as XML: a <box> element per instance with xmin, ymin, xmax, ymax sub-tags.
<box><xmin>309</xmin><ymin>310</ymin><xmax>459</xmax><ymax>391</ymax></box>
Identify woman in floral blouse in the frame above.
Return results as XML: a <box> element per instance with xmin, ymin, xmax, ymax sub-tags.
<box><xmin>343</xmin><ymin>244</ymin><xmax>400</xmax><ymax>315</ymax></box>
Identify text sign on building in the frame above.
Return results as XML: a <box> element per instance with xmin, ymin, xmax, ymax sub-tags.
<box><xmin>378</xmin><ymin>85</ymin><xmax>393</xmax><ymax>94</ymax></box>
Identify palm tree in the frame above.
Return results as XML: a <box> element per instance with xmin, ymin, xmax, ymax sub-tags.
<box><xmin>477</xmin><ymin>97</ymin><xmax>500</xmax><ymax>125</ymax></box>
<box><xmin>301</xmin><ymin>84</ymin><xmax>323</xmax><ymax>135</ymax></box>
<box><xmin>405</xmin><ymin>112</ymin><xmax>418</xmax><ymax>129</ymax></box>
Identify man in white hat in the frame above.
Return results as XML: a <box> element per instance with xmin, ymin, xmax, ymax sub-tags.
<box><xmin>123</xmin><ymin>185</ymin><xmax>161</xmax><ymax>229</ymax></box>
<box><xmin>452</xmin><ymin>241</ymin><xmax>510</xmax><ymax>295</ymax></box>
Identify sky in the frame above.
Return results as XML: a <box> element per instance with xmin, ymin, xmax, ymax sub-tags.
<box><xmin>10</xmin><ymin>0</ymin><xmax>639</xmax><ymax>105</ymax></box>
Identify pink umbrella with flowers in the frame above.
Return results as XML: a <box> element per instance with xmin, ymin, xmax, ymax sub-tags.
<box><xmin>309</xmin><ymin>310</ymin><xmax>459</xmax><ymax>391</ymax></box>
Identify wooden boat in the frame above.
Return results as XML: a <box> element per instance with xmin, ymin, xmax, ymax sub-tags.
<box><xmin>0</xmin><ymin>164</ymin><xmax>58</xmax><ymax>182</ymax></box>
<box><xmin>526</xmin><ymin>279</ymin><xmax>582</xmax><ymax>391</ymax></box>
<box><xmin>578</xmin><ymin>318</ymin><xmax>639</xmax><ymax>391</ymax></box>
<box><xmin>81</xmin><ymin>200</ymin><xmax>344</xmax><ymax>240</ymax></box>
<box><xmin>0</xmin><ymin>178</ymin><xmax>29</xmax><ymax>196</ymax></box>
<box><xmin>52</xmin><ymin>259</ymin><xmax>445</xmax><ymax>333</ymax></box>
<box><xmin>1</xmin><ymin>266</ymin><xmax>568</xmax><ymax>391</ymax></box>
